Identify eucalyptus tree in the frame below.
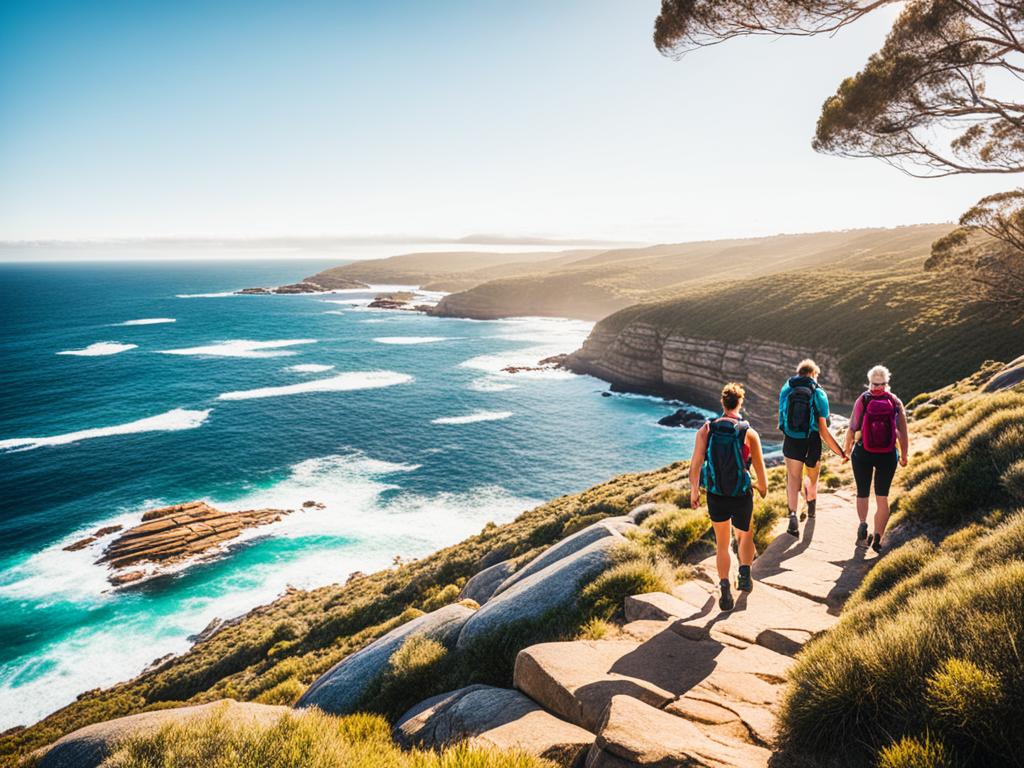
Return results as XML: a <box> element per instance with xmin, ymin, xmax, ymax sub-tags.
<box><xmin>654</xmin><ymin>1</ymin><xmax>1024</xmax><ymax>299</ymax></box>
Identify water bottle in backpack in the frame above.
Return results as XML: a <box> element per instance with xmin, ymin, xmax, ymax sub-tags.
<box><xmin>860</xmin><ymin>392</ymin><xmax>898</xmax><ymax>453</ymax></box>
<box><xmin>701</xmin><ymin>418</ymin><xmax>752</xmax><ymax>497</ymax></box>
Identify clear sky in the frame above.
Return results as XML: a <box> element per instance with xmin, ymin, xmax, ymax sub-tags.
<box><xmin>0</xmin><ymin>0</ymin><xmax>1001</xmax><ymax>245</ymax></box>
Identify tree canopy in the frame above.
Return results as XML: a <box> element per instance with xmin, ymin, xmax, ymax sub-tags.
<box><xmin>654</xmin><ymin>0</ymin><xmax>1024</xmax><ymax>300</ymax></box>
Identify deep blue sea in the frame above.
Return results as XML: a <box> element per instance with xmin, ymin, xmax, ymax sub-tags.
<box><xmin>0</xmin><ymin>259</ymin><xmax>707</xmax><ymax>729</ymax></box>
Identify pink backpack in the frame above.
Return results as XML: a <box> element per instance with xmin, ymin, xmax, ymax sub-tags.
<box><xmin>860</xmin><ymin>391</ymin><xmax>898</xmax><ymax>453</ymax></box>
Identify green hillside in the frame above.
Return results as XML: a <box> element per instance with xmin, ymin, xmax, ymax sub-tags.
<box><xmin>431</xmin><ymin>225</ymin><xmax>953</xmax><ymax>320</ymax></box>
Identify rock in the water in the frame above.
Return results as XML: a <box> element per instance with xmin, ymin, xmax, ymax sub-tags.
<box><xmin>96</xmin><ymin>501</ymin><xmax>290</xmax><ymax>584</ymax></box>
<box><xmin>586</xmin><ymin>694</ymin><xmax>770</xmax><ymax>768</ymax></box>
<box><xmin>63</xmin><ymin>537</ymin><xmax>97</xmax><ymax>552</ymax></box>
<box><xmin>93</xmin><ymin>525</ymin><xmax>122</xmax><ymax>537</ymax></box>
<box><xmin>33</xmin><ymin>700</ymin><xmax>295</xmax><ymax>768</ymax></box>
<box><xmin>493</xmin><ymin>517</ymin><xmax>635</xmax><ymax>597</ymax></box>
<box><xmin>394</xmin><ymin>684</ymin><xmax>594</xmax><ymax>765</ymax></box>
<box><xmin>272</xmin><ymin>281</ymin><xmax>325</xmax><ymax>294</ymax></box>
<box><xmin>657</xmin><ymin>407</ymin><xmax>708</xmax><ymax>428</ymax></box>
<box><xmin>236</xmin><ymin>287</ymin><xmax>271</xmax><ymax>294</ymax></box>
<box><xmin>297</xmin><ymin>603</ymin><xmax>474</xmax><ymax>715</ymax></box>
<box><xmin>108</xmin><ymin>570</ymin><xmax>145</xmax><ymax>586</ymax></box>
<box><xmin>459</xmin><ymin>559</ymin><xmax>516</xmax><ymax>605</ymax></box>
<box><xmin>456</xmin><ymin>536</ymin><xmax>620</xmax><ymax>650</ymax></box>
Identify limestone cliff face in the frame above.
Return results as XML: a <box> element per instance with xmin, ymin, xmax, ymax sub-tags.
<box><xmin>564</xmin><ymin>321</ymin><xmax>857</xmax><ymax>435</ymax></box>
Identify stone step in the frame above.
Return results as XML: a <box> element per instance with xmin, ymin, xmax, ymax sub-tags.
<box><xmin>586</xmin><ymin>695</ymin><xmax>770</xmax><ymax>768</ymax></box>
<box><xmin>393</xmin><ymin>684</ymin><xmax>594</xmax><ymax>767</ymax></box>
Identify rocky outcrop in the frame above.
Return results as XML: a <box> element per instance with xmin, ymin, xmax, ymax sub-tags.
<box><xmin>565</xmin><ymin>323</ymin><xmax>857</xmax><ymax>434</ymax></box>
<box><xmin>456</xmin><ymin>534</ymin><xmax>625</xmax><ymax>650</ymax></box>
<box><xmin>393</xmin><ymin>684</ymin><xmax>594</xmax><ymax>766</ymax></box>
<box><xmin>96</xmin><ymin>502</ymin><xmax>291</xmax><ymax>584</ymax></box>
<box><xmin>236</xmin><ymin>278</ymin><xmax>369</xmax><ymax>295</ymax></box>
<box><xmin>492</xmin><ymin>517</ymin><xmax>636</xmax><ymax>598</ymax></box>
<box><xmin>459</xmin><ymin>559</ymin><xmax>517</xmax><ymax>605</ymax></box>
<box><xmin>984</xmin><ymin>353</ymin><xmax>1024</xmax><ymax>392</ymax></box>
<box><xmin>657</xmin><ymin>407</ymin><xmax>708</xmax><ymax>428</ymax></box>
<box><xmin>296</xmin><ymin>603</ymin><xmax>474</xmax><ymax>715</ymax></box>
<box><xmin>33</xmin><ymin>700</ymin><xmax>296</xmax><ymax>768</ymax></box>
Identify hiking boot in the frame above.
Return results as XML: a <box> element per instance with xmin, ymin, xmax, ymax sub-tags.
<box><xmin>787</xmin><ymin>512</ymin><xmax>799</xmax><ymax>537</ymax></box>
<box><xmin>737</xmin><ymin>565</ymin><xmax>753</xmax><ymax>592</ymax></box>
<box><xmin>857</xmin><ymin>522</ymin><xmax>868</xmax><ymax>543</ymax></box>
<box><xmin>871</xmin><ymin>533</ymin><xmax>883</xmax><ymax>554</ymax></box>
<box><xmin>719</xmin><ymin>581</ymin><xmax>734</xmax><ymax>611</ymax></box>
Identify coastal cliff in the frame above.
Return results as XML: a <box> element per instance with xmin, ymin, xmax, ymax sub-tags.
<box><xmin>564</xmin><ymin>322</ymin><xmax>857</xmax><ymax>433</ymax></box>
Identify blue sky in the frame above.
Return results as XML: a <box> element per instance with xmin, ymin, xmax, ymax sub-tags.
<box><xmin>0</xmin><ymin>0</ymin><xmax>1000</xmax><ymax>243</ymax></box>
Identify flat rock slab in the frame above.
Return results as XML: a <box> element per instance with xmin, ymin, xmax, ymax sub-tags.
<box><xmin>35</xmin><ymin>700</ymin><xmax>294</xmax><ymax>768</ymax></box>
<box><xmin>297</xmin><ymin>603</ymin><xmax>473</xmax><ymax>715</ymax></box>
<box><xmin>457</xmin><ymin>536</ymin><xmax>619</xmax><ymax>650</ymax></box>
<box><xmin>394</xmin><ymin>684</ymin><xmax>594</xmax><ymax>766</ymax></box>
<box><xmin>515</xmin><ymin>640</ymin><xmax>676</xmax><ymax>732</ymax></box>
<box><xmin>624</xmin><ymin>591</ymin><xmax>707</xmax><ymax>623</ymax></box>
<box><xmin>493</xmin><ymin>516</ymin><xmax>635</xmax><ymax>597</ymax></box>
<box><xmin>587</xmin><ymin>695</ymin><xmax>770</xmax><ymax>768</ymax></box>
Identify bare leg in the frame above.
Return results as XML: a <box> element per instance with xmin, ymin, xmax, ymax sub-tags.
<box><xmin>737</xmin><ymin>527</ymin><xmax>755</xmax><ymax>567</ymax></box>
<box><xmin>874</xmin><ymin>497</ymin><xmax>891</xmax><ymax>536</ymax></box>
<box><xmin>712</xmin><ymin>520</ymin><xmax>732</xmax><ymax>581</ymax></box>
<box><xmin>856</xmin><ymin>496</ymin><xmax>869</xmax><ymax>523</ymax></box>
<box><xmin>805</xmin><ymin>462</ymin><xmax>821</xmax><ymax>501</ymax></box>
<box><xmin>785</xmin><ymin>458</ymin><xmax>804</xmax><ymax>511</ymax></box>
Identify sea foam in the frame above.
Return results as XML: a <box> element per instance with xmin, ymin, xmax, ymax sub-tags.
<box><xmin>57</xmin><ymin>342</ymin><xmax>138</xmax><ymax>357</ymax></box>
<box><xmin>283</xmin><ymin>364</ymin><xmax>335</xmax><ymax>373</ymax></box>
<box><xmin>159</xmin><ymin>339</ymin><xmax>316</xmax><ymax>358</ymax></box>
<box><xmin>217</xmin><ymin>371</ymin><xmax>413</xmax><ymax>400</ymax></box>
<box><xmin>431</xmin><ymin>410</ymin><xmax>513</xmax><ymax>425</ymax></box>
<box><xmin>373</xmin><ymin>336</ymin><xmax>451</xmax><ymax>345</ymax></box>
<box><xmin>0</xmin><ymin>408</ymin><xmax>211</xmax><ymax>452</ymax></box>
<box><xmin>117</xmin><ymin>318</ymin><xmax>176</xmax><ymax>326</ymax></box>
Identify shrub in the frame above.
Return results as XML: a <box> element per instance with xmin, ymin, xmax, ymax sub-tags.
<box><xmin>642</xmin><ymin>508</ymin><xmax>711</xmax><ymax>560</ymax></box>
<box><xmin>845</xmin><ymin>538</ymin><xmax>935</xmax><ymax>611</ymax></box>
<box><xmin>925</xmin><ymin>658</ymin><xmax>1002</xmax><ymax>741</ymax></box>
<box><xmin>421</xmin><ymin>584</ymin><xmax>461</xmax><ymax>612</ymax></box>
<box><xmin>576</xmin><ymin>617</ymin><xmax>611</xmax><ymax>640</ymax></box>
<box><xmin>95</xmin><ymin>705</ymin><xmax>555</xmax><ymax>768</ymax></box>
<box><xmin>876</xmin><ymin>734</ymin><xmax>954</xmax><ymax>768</ymax></box>
<box><xmin>580</xmin><ymin>558</ymin><xmax>672</xmax><ymax>620</ymax></box>
<box><xmin>253</xmin><ymin>678</ymin><xmax>305</xmax><ymax>706</ymax></box>
<box><xmin>1003</xmin><ymin>459</ymin><xmax>1024</xmax><ymax>504</ymax></box>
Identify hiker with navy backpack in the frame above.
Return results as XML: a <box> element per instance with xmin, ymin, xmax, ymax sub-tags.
<box><xmin>779</xmin><ymin>359</ymin><xmax>848</xmax><ymax>536</ymax></box>
<box><xmin>689</xmin><ymin>382</ymin><xmax>768</xmax><ymax>611</ymax></box>
<box><xmin>842</xmin><ymin>365</ymin><xmax>909</xmax><ymax>553</ymax></box>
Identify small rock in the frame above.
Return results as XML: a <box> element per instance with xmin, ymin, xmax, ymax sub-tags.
<box><xmin>657</xmin><ymin>408</ymin><xmax>708</xmax><ymax>428</ymax></box>
<box><xmin>109</xmin><ymin>570</ymin><xmax>145</xmax><ymax>586</ymax></box>
<box><xmin>236</xmin><ymin>287</ymin><xmax>271</xmax><ymax>294</ymax></box>
<box><xmin>93</xmin><ymin>525</ymin><xmax>122</xmax><ymax>537</ymax></box>
<box><xmin>63</xmin><ymin>537</ymin><xmax>97</xmax><ymax>552</ymax></box>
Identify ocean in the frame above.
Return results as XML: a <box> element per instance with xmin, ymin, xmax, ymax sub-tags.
<box><xmin>0</xmin><ymin>259</ymin><xmax>707</xmax><ymax>729</ymax></box>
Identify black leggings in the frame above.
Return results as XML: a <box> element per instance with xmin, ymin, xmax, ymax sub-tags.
<box><xmin>851</xmin><ymin>444</ymin><xmax>898</xmax><ymax>498</ymax></box>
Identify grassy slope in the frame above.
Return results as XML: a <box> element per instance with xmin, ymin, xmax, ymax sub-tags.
<box><xmin>306</xmin><ymin>249</ymin><xmax>602</xmax><ymax>291</ymax></box>
<box><xmin>778</xmin><ymin>367</ymin><xmax>1024</xmax><ymax>768</ymax></box>
<box><xmin>0</xmin><ymin>464</ymin><xmax>683</xmax><ymax>765</ymax></box>
<box><xmin>432</xmin><ymin>225</ymin><xmax>952</xmax><ymax>320</ymax></box>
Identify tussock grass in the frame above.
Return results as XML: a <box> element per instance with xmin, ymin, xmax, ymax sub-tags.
<box><xmin>90</xmin><ymin>705</ymin><xmax>554</xmax><ymax>768</ymax></box>
<box><xmin>876</xmin><ymin>734</ymin><xmax>954</xmax><ymax>768</ymax></box>
<box><xmin>580</xmin><ymin>555</ymin><xmax>673</xmax><ymax>620</ymax></box>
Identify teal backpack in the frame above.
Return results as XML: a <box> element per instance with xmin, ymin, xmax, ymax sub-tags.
<box><xmin>701</xmin><ymin>417</ymin><xmax>752</xmax><ymax>497</ymax></box>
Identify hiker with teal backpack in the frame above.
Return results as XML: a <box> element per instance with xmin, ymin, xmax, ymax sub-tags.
<box><xmin>690</xmin><ymin>382</ymin><xmax>768</xmax><ymax>611</ymax></box>
<box><xmin>779</xmin><ymin>359</ymin><xmax>848</xmax><ymax>536</ymax></box>
<box><xmin>842</xmin><ymin>365</ymin><xmax>909</xmax><ymax>553</ymax></box>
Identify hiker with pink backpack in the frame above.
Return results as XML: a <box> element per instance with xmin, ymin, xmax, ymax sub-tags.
<box><xmin>843</xmin><ymin>365</ymin><xmax>910</xmax><ymax>553</ymax></box>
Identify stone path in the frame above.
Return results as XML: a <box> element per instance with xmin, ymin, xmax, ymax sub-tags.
<box><xmin>506</xmin><ymin>489</ymin><xmax>880</xmax><ymax>767</ymax></box>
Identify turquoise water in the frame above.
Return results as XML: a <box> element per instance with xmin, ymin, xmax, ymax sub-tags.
<box><xmin>0</xmin><ymin>260</ymin><xmax>706</xmax><ymax>729</ymax></box>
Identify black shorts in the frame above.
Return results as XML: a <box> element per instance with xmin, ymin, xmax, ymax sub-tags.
<box><xmin>851</xmin><ymin>444</ymin><xmax>898</xmax><ymax>497</ymax></box>
<box><xmin>783</xmin><ymin>431</ymin><xmax>823</xmax><ymax>467</ymax></box>
<box><xmin>707</xmin><ymin>491</ymin><xmax>753</xmax><ymax>532</ymax></box>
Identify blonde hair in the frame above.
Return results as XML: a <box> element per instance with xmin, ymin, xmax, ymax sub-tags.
<box><xmin>868</xmin><ymin>365</ymin><xmax>891</xmax><ymax>385</ymax></box>
<box><xmin>797</xmin><ymin>359</ymin><xmax>820</xmax><ymax>376</ymax></box>
<box><xmin>721</xmin><ymin>382</ymin><xmax>745</xmax><ymax>411</ymax></box>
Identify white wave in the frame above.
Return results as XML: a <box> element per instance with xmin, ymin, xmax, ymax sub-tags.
<box><xmin>432</xmin><ymin>410</ymin><xmax>513</xmax><ymax>425</ymax></box>
<box><xmin>322</xmin><ymin>298</ymin><xmax>372</xmax><ymax>306</ymax></box>
<box><xmin>217</xmin><ymin>371</ymin><xmax>413</xmax><ymax>400</ymax></box>
<box><xmin>57</xmin><ymin>342</ymin><xmax>137</xmax><ymax>357</ymax></box>
<box><xmin>283</xmin><ymin>364</ymin><xmax>335</xmax><ymax>373</ymax></box>
<box><xmin>468</xmin><ymin>378</ymin><xmax>518</xmax><ymax>392</ymax></box>
<box><xmin>159</xmin><ymin>339</ymin><xmax>317</xmax><ymax>358</ymax></box>
<box><xmin>358</xmin><ymin>318</ymin><xmax>393</xmax><ymax>324</ymax></box>
<box><xmin>373</xmin><ymin>336</ymin><xmax>451</xmax><ymax>345</ymax></box>
<box><xmin>322</xmin><ymin>310</ymin><xmax>347</xmax><ymax>316</ymax></box>
<box><xmin>175</xmin><ymin>291</ymin><xmax>237</xmax><ymax>298</ymax></box>
<box><xmin>0</xmin><ymin>450</ymin><xmax>537</xmax><ymax>730</ymax></box>
<box><xmin>116</xmin><ymin>318</ymin><xmax>176</xmax><ymax>326</ymax></box>
<box><xmin>0</xmin><ymin>408</ymin><xmax>211</xmax><ymax>452</ymax></box>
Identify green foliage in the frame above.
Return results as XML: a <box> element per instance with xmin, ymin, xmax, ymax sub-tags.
<box><xmin>751</xmin><ymin>492</ymin><xmax>787</xmax><ymax>552</ymax></box>
<box><xmin>576</xmin><ymin>617</ymin><xmax>611</xmax><ymax>640</ymax></box>
<box><xmin>641</xmin><ymin>507</ymin><xmax>711</xmax><ymax>560</ymax></box>
<box><xmin>580</xmin><ymin>557</ymin><xmax>672</xmax><ymax>621</ymax></box>
<box><xmin>903</xmin><ymin>393</ymin><xmax>1024</xmax><ymax>524</ymax></box>
<box><xmin>876</xmin><ymin>734</ymin><xmax>954</xmax><ymax>768</ymax></box>
<box><xmin>1003</xmin><ymin>460</ymin><xmax>1024</xmax><ymax>505</ymax></box>
<box><xmin>91</xmin><ymin>705</ymin><xmax>555</xmax><ymax>768</ymax></box>
<box><xmin>925</xmin><ymin>658</ymin><xmax>1002</xmax><ymax>742</ymax></box>
<box><xmin>420</xmin><ymin>585</ymin><xmax>461</xmax><ymax>613</ymax></box>
<box><xmin>845</xmin><ymin>538</ymin><xmax>935</xmax><ymax>611</ymax></box>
